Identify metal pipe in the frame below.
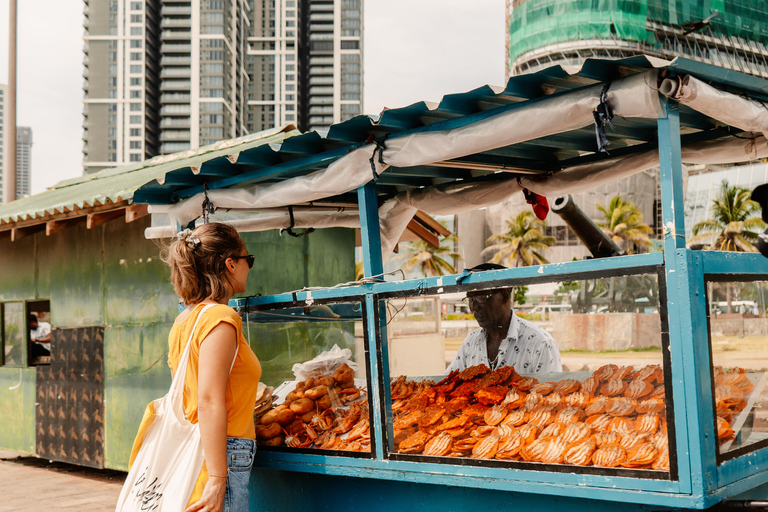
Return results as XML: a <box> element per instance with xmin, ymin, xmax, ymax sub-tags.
<box><xmin>551</xmin><ymin>194</ymin><xmax>625</xmax><ymax>258</ymax></box>
<box><xmin>6</xmin><ymin>0</ymin><xmax>17</xmax><ymax>203</ymax></box>
<box><xmin>711</xmin><ymin>501</ymin><xmax>768</xmax><ymax>511</ymax></box>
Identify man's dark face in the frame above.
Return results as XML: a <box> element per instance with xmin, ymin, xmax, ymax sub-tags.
<box><xmin>467</xmin><ymin>290</ymin><xmax>510</xmax><ymax>329</ymax></box>
<box><xmin>30</xmin><ymin>320</ymin><xmax>38</xmax><ymax>330</ymax></box>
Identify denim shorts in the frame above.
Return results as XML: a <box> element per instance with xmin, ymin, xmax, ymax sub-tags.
<box><xmin>223</xmin><ymin>437</ymin><xmax>256</xmax><ymax>512</ymax></box>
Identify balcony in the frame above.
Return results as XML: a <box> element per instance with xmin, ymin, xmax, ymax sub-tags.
<box><xmin>161</xmin><ymin>93</ymin><xmax>191</xmax><ymax>103</ymax></box>
<box><xmin>309</xmin><ymin>76</ymin><xmax>333</xmax><ymax>85</ymax></box>
<box><xmin>160</xmin><ymin>104</ymin><xmax>191</xmax><ymax>115</ymax></box>
<box><xmin>160</xmin><ymin>117</ymin><xmax>191</xmax><ymax>128</ymax></box>
<box><xmin>309</xmin><ymin>13</ymin><xmax>334</xmax><ymax>22</ymax></box>
<box><xmin>162</xmin><ymin>43</ymin><xmax>192</xmax><ymax>53</ymax></box>
<box><xmin>161</xmin><ymin>30</ymin><xmax>191</xmax><ymax>40</ymax></box>
<box><xmin>160</xmin><ymin>130</ymin><xmax>191</xmax><ymax>141</ymax></box>
<box><xmin>161</xmin><ymin>18</ymin><xmax>191</xmax><ymax>28</ymax></box>
<box><xmin>160</xmin><ymin>67</ymin><xmax>191</xmax><ymax>78</ymax></box>
<box><xmin>163</xmin><ymin>5</ymin><xmax>192</xmax><ymax>15</ymax></box>
<box><xmin>161</xmin><ymin>56</ymin><xmax>192</xmax><ymax>65</ymax></box>
<box><xmin>160</xmin><ymin>80</ymin><xmax>191</xmax><ymax>91</ymax></box>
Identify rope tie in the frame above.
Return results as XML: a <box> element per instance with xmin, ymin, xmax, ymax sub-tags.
<box><xmin>368</xmin><ymin>137</ymin><xmax>387</xmax><ymax>181</ymax></box>
<box><xmin>202</xmin><ymin>184</ymin><xmax>216</xmax><ymax>224</ymax></box>
<box><xmin>280</xmin><ymin>206</ymin><xmax>315</xmax><ymax>238</ymax></box>
<box><xmin>593</xmin><ymin>82</ymin><xmax>614</xmax><ymax>154</ymax></box>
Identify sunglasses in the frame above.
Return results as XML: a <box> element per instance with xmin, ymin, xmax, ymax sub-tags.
<box><xmin>463</xmin><ymin>291</ymin><xmax>498</xmax><ymax>306</ymax></box>
<box><xmin>232</xmin><ymin>254</ymin><xmax>255</xmax><ymax>269</ymax></box>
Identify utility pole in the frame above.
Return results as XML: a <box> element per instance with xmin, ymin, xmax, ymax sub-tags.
<box><xmin>6</xmin><ymin>0</ymin><xmax>17</xmax><ymax>204</ymax></box>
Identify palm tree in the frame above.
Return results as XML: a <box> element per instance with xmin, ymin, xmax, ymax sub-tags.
<box><xmin>481</xmin><ymin>211</ymin><xmax>556</xmax><ymax>267</ymax></box>
<box><xmin>596</xmin><ymin>195</ymin><xmax>654</xmax><ymax>253</ymax></box>
<box><xmin>689</xmin><ymin>180</ymin><xmax>765</xmax><ymax>252</ymax></box>
<box><xmin>690</xmin><ymin>180</ymin><xmax>766</xmax><ymax>313</ymax></box>
<box><xmin>394</xmin><ymin>234</ymin><xmax>462</xmax><ymax>277</ymax></box>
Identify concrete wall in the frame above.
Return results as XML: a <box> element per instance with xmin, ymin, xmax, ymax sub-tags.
<box><xmin>550</xmin><ymin>313</ymin><xmax>662</xmax><ymax>351</ymax></box>
<box><xmin>0</xmin><ymin>216</ymin><xmax>354</xmax><ymax>470</ymax></box>
<box><xmin>710</xmin><ymin>318</ymin><xmax>768</xmax><ymax>337</ymax></box>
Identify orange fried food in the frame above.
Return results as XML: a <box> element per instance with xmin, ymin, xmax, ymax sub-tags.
<box><xmin>393</xmin><ymin>427</ymin><xmax>417</xmax><ymax>447</ymax></box>
<box><xmin>453</xmin><ymin>437</ymin><xmax>480</xmax><ymax>451</ymax></box>
<box><xmin>502</xmin><ymin>388</ymin><xmax>526</xmax><ymax>408</ymax></box>
<box><xmin>620</xmin><ymin>431</ymin><xmax>651</xmax><ymax>451</ymax></box>
<box><xmin>652</xmin><ymin>431</ymin><xmax>669</xmax><ymax>453</ymax></box>
<box><xmin>607</xmin><ymin>417</ymin><xmax>636</xmax><ymax>435</ymax></box>
<box><xmin>614</xmin><ymin>366</ymin><xmax>634</xmax><ymax>381</ymax></box>
<box><xmin>554</xmin><ymin>379</ymin><xmax>581</xmax><ymax>395</ymax></box>
<box><xmin>592</xmin><ymin>431</ymin><xmax>622</xmax><ymax>447</ymax></box>
<box><xmin>622</xmin><ymin>442</ymin><xmax>658</xmax><ymax>468</ymax></box>
<box><xmin>594</xmin><ymin>364</ymin><xmax>619</xmax><ymax>381</ymax></box>
<box><xmin>476</xmin><ymin>385</ymin><xmax>510</xmax><ymax>405</ymax></box>
<box><xmin>636</xmin><ymin>412</ymin><xmax>661</xmax><ymax>433</ymax></box>
<box><xmin>564</xmin><ymin>391</ymin><xmax>591</xmax><ymax>409</ymax></box>
<box><xmin>625</xmin><ymin>379</ymin><xmax>654</xmax><ymax>399</ymax></box>
<box><xmin>443</xmin><ymin>397</ymin><xmax>470</xmax><ymax>415</ymax></box>
<box><xmin>523</xmin><ymin>391</ymin><xmax>544</xmax><ymax>409</ymax></box>
<box><xmin>484</xmin><ymin>404</ymin><xmax>509</xmax><ymax>426</ymax></box>
<box><xmin>650</xmin><ymin>385</ymin><xmax>665</xmax><ymax>398</ymax></box>
<box><xmin>458</xmin><ymin>364</ymin><xmax>490</xmax><ymax>381</ymax></box>
<box><xmin>435</xmin><ymin>369</ymin><xmax>459</xmax><ymax>386</ymax></box>
<box><xmin>530</xmin><ymin>381</ymin><xmax>556</xmax><ymax>396</ymax></box>
<box><xmin>540</xmin><ymin>437</ymin><xmax>569</xmax><ymax>464</ymax></box>
<box><xmin>463</xmin><ymin>403</ymin><xmax>490</xmax><ymax>421</ymax></box>
<box><xmin>493</xmin><ymin>365</ymin><xmax>519</xmax><ymax>385</ymax></box>
<box><xmin>556</xmin><ymin>407</ymin><xmax>586</xmax><ymax>425</ymax></box>
<box><xmin>585</xmin><ymin>414</ymin><xmax>612</xmax><ymax>432</ymax></box>
<box><xmin>515</xmin><ymin>377</ymin><xmax>539</xmax><ymax>391</ymax></box>
<box><xmin>715</xmin><ymin>384</ymin><xmax>746</xmax><ymax>411</ymax></box>
<box><xmin>393</xmin><ymin>410</ymin><xmax>422</xmax><ymax>430</ymax></box>
<box><xmin>636</xmin><ymin>397</ymin><xmax>665</xmax><ymax>414</ymax></box>
<box><xmin>544</xmin><ymin>392</ymin><xmax>565</xmax><ymax>407</ymax></box>
<box><xmin>436</xmin><ymin>414</ymin><xmax>469</xmax><ymax>432</ymax></box>
<box><xmin>538</xmin><ymin>422</ymin><xmax>565</xmax><ymax>440</ymax></box>
<box><xmin>561</xmin><ymin>422</ymin><xmax>592</xmax><ymax>446</ymax></box>
<box><xmin>564</xmin><ymin>438</ymin><xmax>596</xmax><ymax>466</ymax></box>
<box><xmin>580</xmin><ymin>375</ymin><xmax>600</xmax><ymax>395</ymax></box>
<box><xmin>520</xmin><ymin>437</ymin><xmax>550</xmax><ymax>462</ymax></box>
<box><xmin>472</xmin><ymin>434</ymin><xmax>501</xmax><ymax>459</ymax></box>
<box><xmin>398</xmin><ymin>430</ymin><xmax>433</xmax><ymax>453</ymax></box>
<box><xmin>584</xmin><ymin>396</ymin><xmax>608</xmax><ymax>416</ymax></box>
<box><xmin>495</xmin><ymin>434</ymin><xmax>526</xmax><ymax>460</ymax></box>
<box><xmin>450</xmin><ymin>381</ymin><xmax>479</xmax><ymax>398</ymax></box>
<box><xmin>493</xmin><ymin>424</ymin><xmax>515</xmax><ymax>439</ymax></box>
<box><xmin>417</xmin><ymin>405</ymin><xmax>446</xmax><ymax>428</ymax></box>
<box><xmin>652</xmin><ymin>447</ymin><xmax>670</xmax><ymax>471</ymax></box>
<box><xmin>717</xmin><ymin>416</ymin><xmax>735</xmax><ymax>442</ymax></box>
<box><xmin>501</xmin><ymin>409</ymin><xmax>530</xmax><ymax>427</ymax></box>
<box><xmin>473</xmin><ymin>372</ymin><xmax>502</xmax><ymax>391</ymax></box>
<box><xmin>528</xmin><ymin>406</ymin><xmax>557</xmax><ymax>427</ymax></box>
<box><xmin>605</xmin><ymin>397</ymin><xmax>636</xmax><ymax>417</ymax></box>
<box><xmin>423</xmin><ymin>431</ymin><xmax>453</xmax><ymax>456</ymax></box>
<box><xmin>634</xmin><ymin>364</ymin><xmax>662</xmax><ymax>383</ymax></box>
<box><xmin>600</xmin><ymin>378</ymin><xmax>629</xmax><ymax>397</ymax></box>
<box><xmin>592</xmin><ymin>443</ymin><xmax>627</xmax><ymax>467</ymax></box>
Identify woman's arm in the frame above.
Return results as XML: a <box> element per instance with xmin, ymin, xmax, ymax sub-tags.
<box><xmin>184</xmin><ymin>322</ymin><xmax>237</xmax><ymax>512</ymax></box>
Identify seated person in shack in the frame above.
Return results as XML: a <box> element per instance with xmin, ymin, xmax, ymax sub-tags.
<box><xmin>446</xmin><ymin>264</ymin><xmax>561</xmax><ymax>374</ymax></box>
<box><xmin>29</xmin><ymin>313</ymin><xmax>52</xmax><ymax>359</ymax></box>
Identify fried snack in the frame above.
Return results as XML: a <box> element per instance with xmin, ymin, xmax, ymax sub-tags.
<box><xmin>717</xmin><ymin>416</ymin><xmax>735</xmax><ymax>442</ymax></box>
<box><xmin>625</xmin><ymin>380</ymin><xmax>654</xmax><ymax>399</ymax></box>
<box><xmin>472</xmin><ymin>434</ymin><xmax>501</xmax><ymax>459</ymax></box>
<box><xmin>544</xmin><ymin>392</ymin><xmax>565</xmax><ymax>407</ymax></box>
<box><xmin>289</xmin><ymin>398</ymin><xmax>315</xmax><ymax>415</ymax></box>
<box><xmin>562</xmin><ymin>422</ymin><xmax>592</xmax><ymax>446</ymax></box>
<box><xmin>476</xmin><ymin>385</ymin><xmax>510</xmax><ymax>405</ymax></box>
<box><xmin>592</xmin><ymin>431</ymin><xmax>622</xmax><ymax>447</ymax></box>
<box><xmin>564</xmin><ymin>438</ymin><xmax>596</xmax><ymax>466</ymax></box>
<box><xmin>484</xmin><ymin>404</ymin><xmax>509</xmax><ymax>426</ymax></box>
<box><xmin>255</xmin><ymin>422</ymin><xmax>282</xmax><ymax>440</ymax></box>
<box><xmin>592</xmin><ymin>443</ymin><xmax>627</xmax><ymax>467</ymax></box>
<box><xmin>393</xmin><ymin>410</ymin><xmax>422</xmax><ymax>430</ymax></box>
<box><xmin>636</xmin><ymin>397</ymin><xmax>665</xmax><ymax>414</ymax></box>
<box><xmin>594</xmin><ymin>364</ymin><xmax>619</xmax><ymax>381</ymax></box>
<box><xmin>528</xmin><ymin>406</ymin><xmax>557</xmax><ymax>427</ymax></box>
<box><xmin>650</xmin><ymin>385</ymin><xmax>666</xmax><ymax>398</ymax></box>
<box><xmin>580</xmin><ymin>375</ymin><xmax>600</xmax><ymax>396</ymax></box>
<box><xmin>443</xmin><ymin>398</ymin><xmax>471</xmax><ymax>415</ymax></box>
<box><xmin>520</xmin><ymin>437</ymin><xmax>550</xmax><ymax>462</ymax></box>
<box><xmin>304</xmin><ymin>385</ymin><xmax>330</xmax><ymax>400</ymax></box>
<box><xmin>493</xmin><ymin>424</ymin><xmax>515</xmax><ymax>438</ymax></box>
<box><xmin>530</xmin><ymin>382</ymin><xmax>556</xmax><ymax>396</ymax></box>
<box><xmin>585</xmin><ymin>396</ymin><xmax>609</xmax><ymax>416</ymax></box>
<box><xmin>336</xmin><ymin>377</ymin><xmax>356</xmax><ymax>391</ymax></box>
<box><xmin>608</xmin><ymin>417</ymin><xmax>635</xmax><ymax>435</ymax></box>
<box><xmin>284</xmin><ymin>390</ymin><xmax>303</xmax><ymax>402</ymax></box>
<box><xmin>564</xmin><ymin>391</ymin><xmax>591</xmax><ymax>409</ymax></box>
<box><xmin>295</xmin><ymin>377</ymin><xmax>316</xmax><ymax>392</ymax></box>
<box><xmin>398</xmin><ymin>430</ymin><xmax>433</xmax><ymax>453</ymax></box>
<box><xmin>501</xmin><ymin>409</ymin><xmax>530</xmax><ymax>427</ymax></box>
<box><xmin>316</xmin><ymin>394</ymin><xmax>332</xmax><ymax>410</ymax></box>
<box><xmin>605</xmin><ymin>397</ymin><xmax>636</xmax><ymax>417</ymax></box>
<box><xmin>620</xmin><ymin>431</ymin><xmax>651</xmax><ymax>451</ymax></box>
<box><xmin>633</xmin><ymin>365</ymin><xmax>662</xmax><ymax>383</ymax></box>
<box><xmin>262</xmin><ymin>407</ymin><xmax>295</xmax><ymax>426</ymax></box>
<box><xmin>494</xmin><ymin>365</ymin><xmax>519</xmax><ymax>385</ymax></box>
<box><xmin>614</xmin><ymin>366</ymin><xmax>634</xmax><ymax>381</ymax></box>
<box><xmin>463</xmin><ymin>403</ymin><xmax>489</xmax><ymax>421</ymax></box>
<box><xmin>636</xmin><ymin>412</ymin><xmax>661</xmax><ymax>433</ymax></box>
<box><xmin>423</xmin><ymin>431</ymin><xmax>453</xmax><ymax>457</ymax></box>
<box><xmin>555</xmin><ymin>379</ymin><xmax>581</xmax><ymax>395</ymax></box>
<box><xmin>652</xmin><ymin>447</ymin><xmax>670</xmax><ymax>471</ymax></box>
<box><xmin>515</xmin><ymin>377</ymin><xmax>539</xmax><ymax>391</ymax></box>
<box><xmin>599</xmin><ymin>379</ymin><xmax>628</xmax><ymax>397</ymax></box>
<box><xmin>261</xmin><ymin>436</ymin><xmax>284</xmax><ymax>447</ymax></box>
<box><xmin>556</xmin><ymin>407</ymin><xmax>585</xmax><ymax>425</ymax></box>
<box><xmin>332</xmin><ymin>363</ymin><xmax>354</xmax><ymax>383</ymax></box>
<box><xmin>540</xmin><ymin>437</ymin><xmax>568</xmax><ymax>464</ymax></box>
<box><xmin>315</xmin><ymin>375</ymin><xmax>335</xmax><ymax>388</ymax></box>
<box><xmin>622</xmin><ymin>443</ymin><xmax>658</xmax><ymax>468</ymax></box>
<box><xmin>418</xmin><ymin>405</ymin><xmax>446</xmax><ymax>428</ymax></box>
<box><xmin>585</xmin><ymin>414</ymin><xmax>612</xmax><ymax>432</ymax></box>
<box><xmin>502</xmin><ymin>389</ymin><xmax>526</xmax><ymax>408</ymax></box>
<box><xmin>458</xmin><ymin>364</ymin><xmax>490</xmax><ymax>381</ymax></box>
<box><xmin>436</xmin><ymin>414</ymin><xmax>470</xmax><ymax>432</ymax></box>
<box><xmin>538</xmin><ymin>422</ymin><xmax>565</xmax><ymax>440</ymax></box>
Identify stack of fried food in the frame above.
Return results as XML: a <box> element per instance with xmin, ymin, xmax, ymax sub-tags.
<box><xmin>714</xmin><ymin>366</ymin><xmax>755</xmax><ymax>444</ymax></box>
<box><xmin>391</xmin><ymin>363</ymin><xmax>677</xmax><ymax>469</ymax></box>
<box><xmin>253</xmin><ymin>382</ymin><xmax>276</xmax><ymax>425</ymax></box>
<box><xmin>255</xmin><ymin>363</ymin><xmax>370</xmax><ymax>452</ymax></box>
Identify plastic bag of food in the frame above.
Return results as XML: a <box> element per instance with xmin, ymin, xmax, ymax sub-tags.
<box><xmin>292</xmin><ymin>344</ymin><xmax>358</xmax><ymax>381</ymax></box>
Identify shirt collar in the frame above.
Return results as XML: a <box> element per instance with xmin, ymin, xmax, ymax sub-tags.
<box><xmin>506</xmin><ymin>311</ymin><xmax>519</xmax><ymax>341</ymax></box>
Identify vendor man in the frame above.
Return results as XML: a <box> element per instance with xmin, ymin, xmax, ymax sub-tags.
<box><xmin>445</xmin><ymin>264</ymin><xmax>561</xmax><ymax>374</ymax></box>
<box><xmin>29</xmin><ymin>314</ymin><xmax>52</xmax><ymax>359</ymax></box>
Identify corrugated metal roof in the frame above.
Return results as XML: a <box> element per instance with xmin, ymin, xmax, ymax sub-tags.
<box><xmin>0</xmin><ymin>126</ymin><xmax>298</xmax><ymax>227</ymax></box>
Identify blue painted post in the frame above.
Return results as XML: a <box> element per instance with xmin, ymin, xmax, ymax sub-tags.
<box><xmin>658</xmin><ymin>96</ymin><xmax>707</xmax><ymax>498</ymax></box>
<box><xmin>357</xmin><ymin>181</ymin><xmax>389</xmax><ymax>459</ymax></box>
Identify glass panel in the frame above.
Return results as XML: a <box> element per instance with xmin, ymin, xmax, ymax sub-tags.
<box><xmin>381</xmin><ymin>272</ymin><xmax>672</xmax><ymax>475</ymax></box>
<box><xmin>240</xmin><ymin>299</ymin><xmax>370</xmax><ymax>454</ymax></box>
<box><xmin>3</xmin><ymin>302</ymin><xmax>25</xmax><ymax>366</ymax></box>
<box><xmin>706</xmin><ymin>279</ymin><xmax>768</xmax><ymax>459</ymax></box>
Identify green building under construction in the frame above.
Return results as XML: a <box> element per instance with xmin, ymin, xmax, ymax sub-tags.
<box><xmin>507</xmin><ymin>0</ymin><xmax>768</xmax><ymax>78</ymax></box>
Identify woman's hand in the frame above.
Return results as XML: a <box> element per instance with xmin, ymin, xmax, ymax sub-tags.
<box><xmin>184</xmin><ymin>475</ymin><xmax>227</xmax><ymax>512</ymax></box>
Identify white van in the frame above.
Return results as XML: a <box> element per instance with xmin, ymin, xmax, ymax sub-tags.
<box><xmin>528</xmin><ymin>304</ymin><xmax>572</xmax><ymax>320</ymax></box>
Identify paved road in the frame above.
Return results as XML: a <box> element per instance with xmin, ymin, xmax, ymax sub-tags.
<box><xmin>0</xmin><ymin>450</ymin><xmax>124</xmax><ymax>511</ymax></box>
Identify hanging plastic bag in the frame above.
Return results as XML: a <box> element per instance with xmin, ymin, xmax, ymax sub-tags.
<box><xmin>291</xmin><ymin>344</ymin><xmax>357</xmax><ymax>381</ymax></box>
<box><xmin>116</xmin><ymin>304</ymin><xmax>216</xmax><ymax>512</ymax></box>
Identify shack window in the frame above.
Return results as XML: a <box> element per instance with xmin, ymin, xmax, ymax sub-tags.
<box><xmin>2</xmin><ymin>302</ymin><xmax>25</xmax><ymax>366</ymax></box>
<box><xmin>28</xmin><ymin>300</ymin><xmax>51</xmax><ymax>366</ymax></box>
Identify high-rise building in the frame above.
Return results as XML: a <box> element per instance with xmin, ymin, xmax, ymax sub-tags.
<box><xmin>0</xmin><ymin>84</ymin><xmax>6</xmax><ymax>204</ymax></box>
<box><xmin>83</xmin><ymin>0</ymin><xmax>363</xmax><ymax>174</ymax></box>
<box><xmin>246</xmin><ymin>0</ymin><xmax>363</xmax><ymax>133</ymax></box>
<box><xmin>16</xmin><ymin>127</ymin><xmax>32</xmax><ymax>199</ymax></box>
<box><xmin>506</xmin><ymin>1</ymin><xmax>768</xmax><ymax>79</ymax></box>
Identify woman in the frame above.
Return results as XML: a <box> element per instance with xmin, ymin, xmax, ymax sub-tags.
<box><xmin>164</xmin><ymin>223</ymin><xmax>261</xmax><ymax>512</ymax></box>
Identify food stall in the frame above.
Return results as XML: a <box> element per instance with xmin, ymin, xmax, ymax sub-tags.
<box><xmin>134</xmin><ymin>56</ymin><xmax>768</xmax><ymax>511</ymax></box>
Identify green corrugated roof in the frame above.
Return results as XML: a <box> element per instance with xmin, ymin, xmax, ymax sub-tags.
<box><xmin>0</xmin><ymin>126</ymin><xmax>298</xmax><ymax>227</ymax></box>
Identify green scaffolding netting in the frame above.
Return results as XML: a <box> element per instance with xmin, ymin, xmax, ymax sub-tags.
<box><xmin>509</xmin><ymin>0</ymin><xmax>768</xmax><ymax>65</ymax></box>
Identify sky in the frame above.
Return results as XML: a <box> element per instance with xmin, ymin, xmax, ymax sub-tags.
<box><xmin>0</xmin><ymin>0</ymin><xmax>504</xmax><ymax>196</ymax></box>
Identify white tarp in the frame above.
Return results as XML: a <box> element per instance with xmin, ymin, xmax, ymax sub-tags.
<box><xmin>148</xmin><ymin>69</ymin><xmax>768</xmax><ymax>263</ymax></box>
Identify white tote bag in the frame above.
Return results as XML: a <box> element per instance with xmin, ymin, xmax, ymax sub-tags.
<box><xmin>116</xmin><ymin>304</ymin><xmax>232</xmax><ymax>512</ymax></box>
